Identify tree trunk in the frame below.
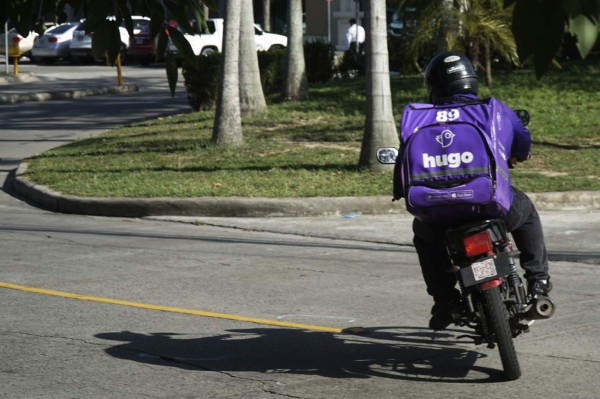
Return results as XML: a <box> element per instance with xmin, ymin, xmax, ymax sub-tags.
<box><xmin>484</xmin><ymin>40</ymin><xmax>493</xmax><ymax>87</ymax></box>
<box><xmin>358</xmin><ymin>0</ymin><xmax>399</xmax><ymax>172</ymax></box>
<box><xmin>281</xmin><ymin>0</ymin><xmax>308</xmax><ymax>101</ymax></box>
<box><xmin>437</xmin><ymin>0</ymin><xmax>454</xmax><ymax>52</ymax></box>
<box><xmin>262</xmin><ymin>0</ymin><xmax>271</xmax><ymax>31</ymax></box>
<box><xmin>212</xmin><ymin>0</ymin><xmax>243</xmax><ymax>146</ymax></box>
<box><xmin>471</xmin><ymin>35</ymin><xmax>481</xmax><ymax>70</ymax></box>
<box><xmin>239</xmin><ymin>0</ymin><xmax>267</xmax><ymax>116</ymax></box>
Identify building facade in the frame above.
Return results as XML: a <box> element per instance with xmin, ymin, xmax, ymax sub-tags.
<box><xmin>305</xmin><ymin>0</ymin><xmax>364</xmax><ymax>50</ymax></box>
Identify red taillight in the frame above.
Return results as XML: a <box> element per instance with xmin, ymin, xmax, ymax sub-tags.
<box><xmin>463</xmin><ymin>230</ymin><xmax>493</xmax><ymax>258</ymax></box>
<box><xmin>12</xmin><ymin>36</ymin><xmax>22</xmax><ymax>43</ymax></box>
<box><xmin>48</xmin><ymin>37</ymin><xmax>58</xmax><ymax>43</ymax></box>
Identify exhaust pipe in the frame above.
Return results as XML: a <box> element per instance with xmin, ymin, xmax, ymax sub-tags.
<box><xmin>524</xmin><ymin>296</ymin><xmax>556</xmax><ymax>320</ymax></box>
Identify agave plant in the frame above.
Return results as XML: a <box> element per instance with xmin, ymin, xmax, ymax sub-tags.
<box><xmin>452</xmin><ymin>0</ymin><xmax>518</xmax><ymax>86</ymax></box>
<box><xmin>398</xmin><ymin>0</ymin><xmax>518</xmax><ymax>86</ymax></box>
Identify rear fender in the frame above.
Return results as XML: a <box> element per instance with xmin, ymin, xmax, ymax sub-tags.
<box><xmin>479</xmin><ymin>278</ymin><xmax>502</xmax><ymax>291</ymax></box>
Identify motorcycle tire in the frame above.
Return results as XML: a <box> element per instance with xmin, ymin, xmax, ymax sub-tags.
<box><xmin>483</xmin><ymin>285</ymin><xmax>522</xmax><ymax>380</ymax></box>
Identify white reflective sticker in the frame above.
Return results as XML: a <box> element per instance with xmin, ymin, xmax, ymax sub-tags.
<box><xmin>444</xmin><ymin>55</ymin><xmax>460</xmax><ymax>63</ymax></box>
<box><xmin>471</xmin><ymin>258</ymin><xmax>497</xmax><ymax>281</ymax></box>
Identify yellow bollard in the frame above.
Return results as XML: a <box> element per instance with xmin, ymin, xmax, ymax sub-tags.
<box><xmin>116</xmin><ymin>53</ymin><xmax>122</xmax><ymax>86</ymax></box>
<box><xmin>9</xmin><ymin>41</ymin><xmax>20</xmax><ymax>75</ymax></box>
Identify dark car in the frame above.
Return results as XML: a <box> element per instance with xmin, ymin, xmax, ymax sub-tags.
<box><xmin>127</xmin><ymin>16</ymin><xmax>155</xmax><ymax>65</ymax></box>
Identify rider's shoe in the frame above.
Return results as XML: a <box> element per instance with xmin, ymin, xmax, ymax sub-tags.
<box><xmin>528</xmin><ymin>278</ymin><xmax>553</xmax><ymax>296</ymax></box>
<box><xmin>429</xmin><ymin>298</ymin><xmax>462</xmax><ymax>331</ymax></box>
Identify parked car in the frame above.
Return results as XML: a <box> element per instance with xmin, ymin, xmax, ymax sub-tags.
<box><xmin>0</xmin><ymin>28</ymin><xmax>38</xmax><ymax>59</ymax></box>
<box><xmin>168</xmin><ymin>18</ymin><xmax>287</xmax><ymax>58</ymax></box>
<box><xmin>387</xmin><ymin>11</ymin><xmax>404</xmax><ymax>38</ymax></box>
<box><xmin>31</xmin><ymin>22</ymin><xmax>81</xmax><ymax>64</ymax></box>
<box><xmin>168</xmin><ymin>19</ymin><xmax>222</xmax><ymax>57</ymax></box>
<box><xmin>387</xmin><ymin>8</ymin><xmax>418</xmax><ymax>38</ymax></box>
<box><xmin>127</xmin><ymin>16</ymin><xmax>156</xmax><ymax>65</ymax></box>
<box><xmin>254</xmin><ymin>24</ymin><xmax>287</xmax><ymax>51</ymax></box>
<box><xmin>69</xmin><ymin>17</ymin><xmax>131</xmax><ymax>64</ymax></box>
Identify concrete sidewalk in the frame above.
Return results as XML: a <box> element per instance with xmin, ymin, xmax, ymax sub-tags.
<box><xmin>146</xmin><ymin>211</ymin><xmax>600</xmax><ymax>264</ymax></box>
<box><xmin>0</xmin><ymin>71</ymin><xmax>137</xmax><ymax>104</ymax></box>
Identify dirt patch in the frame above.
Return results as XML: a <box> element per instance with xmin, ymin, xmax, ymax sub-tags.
<box><xmin>299</xmin><ymin>142</ymin><xmax>358</xmax><ymax>151</ymax></box>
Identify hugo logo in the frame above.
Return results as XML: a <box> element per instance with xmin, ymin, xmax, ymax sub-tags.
<box><xmin>422</xmin><ymin>151</ymin><xmax>474</xmax><ymax>169</ymax></box>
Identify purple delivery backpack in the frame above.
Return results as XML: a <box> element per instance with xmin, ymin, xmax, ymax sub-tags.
<box><xmin>398</xmin><ymin>98</ymin><xmax>512</xmax><ymax>224</ymax></box>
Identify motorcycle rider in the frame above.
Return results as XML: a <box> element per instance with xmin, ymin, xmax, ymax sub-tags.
<box><xmin>395</xmin><ymin>52</ymin><xmax>553</xmax><ymax>330</ymax></box>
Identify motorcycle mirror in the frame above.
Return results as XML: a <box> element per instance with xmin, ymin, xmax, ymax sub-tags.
<box><xmin>376</xmin><ymin>147</ymin><xmax>398</xmax><ymax>164</ymax></box>
<box><xmin>514</xmin><ymin>109</ymin><xmax>530</xmax><ymax>126</ymax></box>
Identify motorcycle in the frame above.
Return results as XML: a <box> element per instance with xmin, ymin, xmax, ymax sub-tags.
<box><xmin>376</xmin><ymin>110</ymin><xmax>555</xmax><ymax>381</ymax></box>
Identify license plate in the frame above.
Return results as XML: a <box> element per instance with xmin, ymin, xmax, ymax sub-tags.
<box><xmin>471</xmin><ymin>258</ymin><xmax>497</xmax><ymax>281</ymax></box>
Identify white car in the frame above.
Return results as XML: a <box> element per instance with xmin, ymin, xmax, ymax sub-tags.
<box><xmin>31</xmin><ymin>22</ymin><xmax>81</xmax><ymax>63</ymax></box>
<box><xmin>69</xmin><ymin>18</ymin><xmax>131</xmax><ymax>64</ymax></box>
<box><xmin>254</xmin><ymin>24</ymin><xmax>287</xmax><ymax>51</ymax></box>
<box><xmin>168</xmin><ymin>19</ymin><xmax>223</xmax><ymax>57</ymax></box>
<box><xmin>168</xmin><ymin>18</ymin><xmax>287</xmax><ymax>57</ymax></box>
<box><xmin>0</xmin><ymin>28</ymin><xmax>38</xmax><ymax>58</ymax></box>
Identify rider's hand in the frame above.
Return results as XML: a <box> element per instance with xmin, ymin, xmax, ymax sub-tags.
<box><xmin>509</xmin><ymin>155</ymin><xmax>530</xmax><ymax>167</ymax></box>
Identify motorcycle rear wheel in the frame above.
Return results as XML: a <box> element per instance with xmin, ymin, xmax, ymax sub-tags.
<box><xmin>483</xmin><ymin>285</ymin><xmax>522</xmax><ymax>380</ymax></box>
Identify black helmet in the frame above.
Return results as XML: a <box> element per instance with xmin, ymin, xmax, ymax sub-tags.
<box><xmin>424</xmin><ymin>52</ymin><xmax>478</xmax><ymax>103</ymax></box>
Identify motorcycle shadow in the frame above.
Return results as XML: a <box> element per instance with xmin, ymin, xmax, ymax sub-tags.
<box><xmin>96</xmin><ymin>325</ymin><xmax>507</xmax><ymax>383</ymax></box>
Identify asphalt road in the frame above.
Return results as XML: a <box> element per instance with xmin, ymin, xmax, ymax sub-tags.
<box><xmin>0</xmin><ymin>61</ymin><xmax>189</xmax><ymax>169</ymax></box>
<box><xmin>0</xmin><ymin>62</ymin><xmax>599</xmax><ymax>398</ymax></box>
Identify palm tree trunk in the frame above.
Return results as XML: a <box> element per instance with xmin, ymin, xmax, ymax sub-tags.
<box><xmin>262</xmin><ymin>0</ymin><xmax>271</xmax><ymax>31</ymax></box>
<box><xmin>485</xmin><ymin>40</ymin><xmax>493</xmax><ymax>87</ymax></box>
<box><xmin>281</xmin><ymin>0</ymin><xmax>308</xmax><ymax>100</ymax></box>
<box><xmin>438</xmin><ymin>0</ymin><xmax>454</xmax><ymax>52</ymax></box>
<box><xmin>358</xmin><ymin>0</ymin><xmax>399</xmax><ymax>172</ymax></box>
<box><xmin>212</xmin><ymin>0</ymin><xmax>243</xmax><ymax>146</ymax></box>
<box><xmin>239</xmin><ymin>0</ymin><xmax>267</xmax><ymax>116</ymax></box>
<box><xmin>471</xmin><ymin>35</ymin><xmax>481</xmax><ymax>70</ymax></box>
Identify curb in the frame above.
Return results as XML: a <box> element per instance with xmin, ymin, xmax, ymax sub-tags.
<box><xmin>0</xmin><ymin>72</ymin><xmax>39</xmax><ymax>84</ymax></box>
<box><xmin>0</xmin><ymin>84</ymin><xmax>138</xmax><ymax>104</ymax></box>
<box><xmin>12</xmin><ymin>163</ymin><xmax>600</xmax><ymax>218</ymax></box>
<box><xmin>12</xmin><ymin>163</ymin><xmax>405</xmax><ymax>217</ymax></box>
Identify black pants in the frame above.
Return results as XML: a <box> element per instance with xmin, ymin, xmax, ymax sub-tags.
<box><xmin>348</xmin><ymin>41</ymin><xmax>365</xmax><ymax>55</ymax></box>
<box><xmin>412</xmin><ymin>187</ymin><xmax>550</xmax><ymax>303</ymax></box>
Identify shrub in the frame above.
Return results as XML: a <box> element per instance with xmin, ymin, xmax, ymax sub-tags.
<box><xmin>257</xmin><ymin>48</ymin><xmax>286</xmax><ymax>95</ymax></box>
<box><xmin>304</xmin><ymin>40</ymin><xmax>336</xmax><ymax>83</ymax></box>
<box><xmin>388</xmin><ymin>36</ymin><xmax>420</xmax><ymax>75</ymax></box>
<box><xmin>181</xmin><ymin>53</ymin><xmax>221</xmax><ymax>111</ymax></box>
<box><xmin>183</xmin><ymin>49</ymin><xmax>286</xmax><ymax>108</ymax></box>
<box><xmin>336</xmin><ymin>43</ymin><xmax>365</xmax><ymax>78</ymax></box>
<box><xmin>182</xmin><ymin>43</ymin><xmax>341</xmax><ymax>109</ymax></box>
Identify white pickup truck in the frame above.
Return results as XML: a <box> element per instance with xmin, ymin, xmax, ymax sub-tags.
<box><xmin>170</xmin><ymin>18</ymin><xmax>287</xmax><ymax>57</ymax></box>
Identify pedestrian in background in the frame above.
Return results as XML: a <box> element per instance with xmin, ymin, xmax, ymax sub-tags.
<box><xmin>346</xmin><ymin>18</ymin><xmax>365</xmax><ymax>54</ymax></box>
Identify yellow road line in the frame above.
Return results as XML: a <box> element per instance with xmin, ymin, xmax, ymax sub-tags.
<box><xmin>0</xmin><ymin>282</ymin><xmax>342</xmax><ymax>333</ymax></box>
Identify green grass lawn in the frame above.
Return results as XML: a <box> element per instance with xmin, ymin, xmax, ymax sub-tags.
<box><xmin>24</xmin><ymin>60</ymin><xmax>600</xmax><ymax>198</ymax></box>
